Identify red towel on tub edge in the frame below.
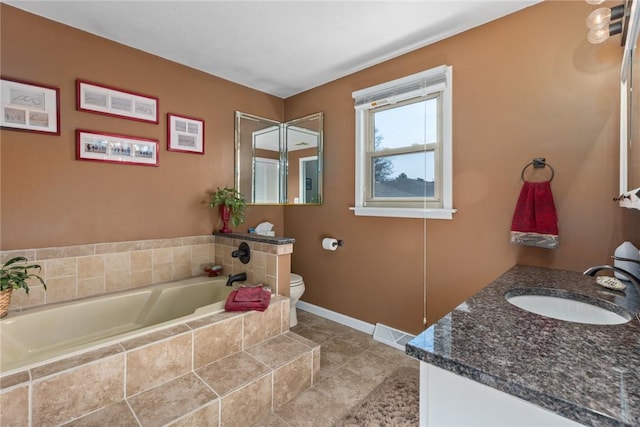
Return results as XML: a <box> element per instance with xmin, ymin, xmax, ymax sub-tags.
<box><xmin>233</xmin><ymin>285</ymin><xmax>265</xmax><ymax>302</ymax></box>
<box><xmin>225</xmin><ymin>286</ymin><xmax>271</xmax><ymax>312</ymax></box>
<box><xmin>510</xmin><ymin>180</ymin><xmax>559</xmax><ymax>249</ymax></box>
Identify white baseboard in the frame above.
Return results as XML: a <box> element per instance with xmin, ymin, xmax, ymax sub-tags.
<box><xmin>296</xmin><ymin>301</ymin><xmax>375</xmax><ymax>335</ymax></box>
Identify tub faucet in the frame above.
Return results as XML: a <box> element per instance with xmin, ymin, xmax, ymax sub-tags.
<box><xmin>231</xmin><ymin>242</ymin><xmax>251</xmax><ymax>264</ymax></box>
<box><xmin>226</xmin><ymin>272</ymin><xmax>247</xmax><ymax>287</ymax></box>
<box><xmin>583</xmin><ymin>264</ymin><xmax>640</xmax><ymax>295</ymax></box>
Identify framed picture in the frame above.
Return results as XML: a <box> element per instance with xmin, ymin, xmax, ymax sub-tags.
<box><xmin>77</xmin><ymin>80</ymin><xmax>159</xmax><ymax>123</ymax></box>
<box><xmin>76</xmin><ymin>129</ymin><xmax>159</xmax><ymax>167</ymax></box>
<box><xmin>167</xmin><ymin>113</ymin><xmax>205</xmax><ymax>154</ymax></box>
<box><xmin>1</xmin><ymin>77</ymin><xmax>60</xmax><ymax>135</ymax></box>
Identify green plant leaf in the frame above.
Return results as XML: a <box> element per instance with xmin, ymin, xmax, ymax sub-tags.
<box><xmin>0</xmin><ymin>256</ymin><xmax>46</xmax><ymax>294</ymax></box>
<box><xmin>208</xmin><ymin>186</ymin><xmax>247</xmax><ymax>230</ymax></box>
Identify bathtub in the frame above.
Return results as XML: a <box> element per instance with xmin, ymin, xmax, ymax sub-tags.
<box><xmin>1</xmin><ymin>276</ymin><xmax>237</xmax><ymax>373</ymax></box>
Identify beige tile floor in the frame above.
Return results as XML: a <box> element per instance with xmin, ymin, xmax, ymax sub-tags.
<box><xmin>253</xmin><ymin>309</ymin><xmax>420</xmax><ymax>426</ymax></box>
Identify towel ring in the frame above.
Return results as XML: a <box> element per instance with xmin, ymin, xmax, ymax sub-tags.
<box><xmin>520</xmin><ymin>158</ymin><xmax>554</xmax><ymax>182</ymax></box>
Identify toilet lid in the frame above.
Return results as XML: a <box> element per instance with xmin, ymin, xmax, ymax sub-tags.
<box><xmin>290</xmin><ymin>273</ymin><xmax>303</xmax><ymax>286</ymax></box>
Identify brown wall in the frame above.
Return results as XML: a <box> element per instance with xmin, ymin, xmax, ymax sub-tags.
<box><xmin>2</xmin><ymin>3</ymin><xmax>639</xmax><ymax>335</ymax></box>
<box><xmin>284</xmin><ymin>1</ymin><xmax>640</xmax><ymax>333</ymax></box>
<box><xmin>255</xmin><ymin>149</ymin><xmax>280</xmax><ymax>160</ymax></box>
<box><xmin>0</xmin><ymin>5</ymin><xmax>284</xmax><ymax>249</ymax></box>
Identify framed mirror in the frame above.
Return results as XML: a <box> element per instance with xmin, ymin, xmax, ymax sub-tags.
<box><xmin>620</xmin><ymin>0</ymin><xmax>640</xmax><ymax>209</ymax></box>
<box><xmin>235</xmin><ymin>111</ymin><xmax>323</xmax><ymax>205</ymax></box>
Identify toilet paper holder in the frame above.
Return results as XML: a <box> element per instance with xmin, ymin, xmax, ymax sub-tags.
<box><xmin>322</xmin><ymin>238</ymin><xmax>344</xmax><ymax>250</ymax></box>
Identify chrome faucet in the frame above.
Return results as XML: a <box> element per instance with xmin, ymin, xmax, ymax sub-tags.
<box><xmin>226</xmin><ymin>272</ymin><xmax>247</xmax><ymax>287</ymax></box>
<box><xmin>583</xmin><ymin>259</ymin><xmax>640</xmax><ymax>295</ymax></box>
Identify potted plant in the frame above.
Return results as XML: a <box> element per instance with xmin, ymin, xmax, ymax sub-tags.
<box><xmin>209</xmin><ymin>186</ymin><xmax>247</xmax><ymax>233</ymax></box>
<box><xmin>0</xmin><ymin>256</ymin><xmax>46</xmax><ymax>318</ymax></box>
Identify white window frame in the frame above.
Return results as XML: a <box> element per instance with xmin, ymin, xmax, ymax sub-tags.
<box><xmin>351</xmin><ymin>65</ymin><xmax>456</xmax><ymax>219</ymax></box>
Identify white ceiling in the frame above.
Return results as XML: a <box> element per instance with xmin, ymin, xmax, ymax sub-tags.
<box><xmin>6</xmin><ymin>0</ymin><xmax>541</xmax><ymax>98</ymax></box>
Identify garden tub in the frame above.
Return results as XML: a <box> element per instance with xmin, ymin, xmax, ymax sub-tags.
<box><xmin>1</xmin><ymin>276</ymin><xmax>236</xmax><ymax>373</ymax></box>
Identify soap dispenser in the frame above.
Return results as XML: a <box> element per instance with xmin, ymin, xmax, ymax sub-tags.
<box><xmin>613</xmin><ymin>241</ymin><xmax>640</xmax><ymax>280</ymax></box>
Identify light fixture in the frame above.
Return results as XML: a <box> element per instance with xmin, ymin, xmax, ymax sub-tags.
<box><xmin>586</xmin><ymin>5</ymin><xmax>625</xmax><ymax>29</ymax></box>
<box><xmin>588</xmin><ymin>21</ymin><xmax>623</xmax><ymax>43</ymax></box>
<box><xmin>585</xmin><ymin>2</ymin><xmax>627</xmax><ymax>44</ymax></box>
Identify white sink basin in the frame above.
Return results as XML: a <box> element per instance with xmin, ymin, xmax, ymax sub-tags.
<box><xmin>505</xmin><ymin>290</ymin><xmax>632</xmax><ymax>325</ymax></box>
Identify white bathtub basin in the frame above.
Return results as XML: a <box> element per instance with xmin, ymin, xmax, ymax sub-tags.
<box><xmin>505</xmin><ymin>291</ymin><xmax>632</xmax><ymax>325</ymax></box>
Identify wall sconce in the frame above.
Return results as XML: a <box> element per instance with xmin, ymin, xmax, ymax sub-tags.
<box><xmin>586</xmin><ymin>2</ymin><xmax>627</xmax><ymax>44</ymax></box>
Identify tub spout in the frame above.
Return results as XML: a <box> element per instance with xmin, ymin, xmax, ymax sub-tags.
<box><xmin>226</xmin><ymin>272</ymin><xmax>247</xmax><ymax>286</ymax></box>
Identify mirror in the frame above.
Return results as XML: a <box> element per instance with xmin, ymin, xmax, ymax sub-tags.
<box><xmin>235</xmin><ymin>111</ymin><xmax>323</xmax><ymax>205</ymax></box>
<box><xmin>285</xmin><ymin>114</ymin><xmax>323</xmax><ymax>204</ymax></box>
<box><xmin>620</xmin><ymin>1</ymin><xmax>640</xmax><ymax>209</ymax></box>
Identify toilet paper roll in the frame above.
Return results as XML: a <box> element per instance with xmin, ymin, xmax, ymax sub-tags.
<box><xmin>322</xmin><ymin>238</ymin><xmax>338</xmax><ymax>251</ymax></box>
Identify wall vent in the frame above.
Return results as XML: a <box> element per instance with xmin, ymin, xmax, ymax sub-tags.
<box><xmin>372</xmin><ymin>323</ymin><xmax>415</xmax><ymax>351</ymax></box>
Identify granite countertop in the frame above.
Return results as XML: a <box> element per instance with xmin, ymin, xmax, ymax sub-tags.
<box><xmin>213</xmin><ymin>232</ymin><xmax>295</xmax><ymax>245</ymax></box>
<box><xmin>406</xmin><ymin>265</ymin><xmax>640</xmax><ymax>427</ymax></box>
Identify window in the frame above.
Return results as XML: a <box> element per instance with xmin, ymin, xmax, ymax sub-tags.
<box><xmin>352</xmin><ymin>65</ymin><xmax>455</xmax><ymax>219</ymax></box>
<box><xmin>253</xmin><ymin>157</ymin><xmax>279</xmax><ymax>203</ymax></box>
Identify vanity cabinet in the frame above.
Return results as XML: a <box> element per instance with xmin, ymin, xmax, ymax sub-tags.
<box><xmin>406</xmin><ymin>265</ymin><xmax>640</xmax><ymax>427</ymax></box>
<box><xmin>420</xmin><ymin>362</ymin><xmax>582</xmax><ymax>427</ymax></box>
<box><xmin>419</xmin><ymin>363</ymin><xmax>583</xmax><ymax>427</ymax></box>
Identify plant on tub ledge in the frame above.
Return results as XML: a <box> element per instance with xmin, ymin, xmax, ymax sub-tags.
<box><xmin>0</xmin><ymin>256</ymin><xmax>46</xmax><ymax>318</ymax></box>
<box><xmin>209</xmin><ymin>186</ymin><xmax>247</xmax><ymax>233</ymax></box>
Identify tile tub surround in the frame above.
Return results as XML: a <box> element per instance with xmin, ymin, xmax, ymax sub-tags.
<box><xmin>406</xmin><ymin>265</ymin><xmax>640</xmax><ymax>427</ymax></box>
<box><xmin>214</xmin><ymin>233</ymin><xmax>294</xmax><ymax>297</ymax></box>
<box><xmin>0</xmin><ymin>236</ymin><xmax>217</xmax><ymax>313</ymax></box>
<box><xmin>0</xmin><ymin>296</ymin><xmax>321</xmax><ymax>426</ymax></box>
<box><xmin>0</xmin><ymin>233</ymin><xmax>294</xmax><ymax>313</ymax></box>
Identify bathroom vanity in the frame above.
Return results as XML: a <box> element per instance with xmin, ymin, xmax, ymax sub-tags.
<box><xmin>406</xmin><ymin>265</ymin><xmax>640</xmax><ymax>426</ymax></box>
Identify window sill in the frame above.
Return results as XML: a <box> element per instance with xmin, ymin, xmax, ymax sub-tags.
<box><xmin>349</xmin><ymin>206</ymin><xmax>457</xmax><ymax>219</ymax></box>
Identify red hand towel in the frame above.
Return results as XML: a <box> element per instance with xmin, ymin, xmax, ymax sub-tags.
<box><xmin>234</xmin><ymin>286</ymin><xmax>265</xmax><ymax>302</ymax></box>
<box><xmin>225</xmin><ymin>289</ymin><xmax>271</xmax><ymax>312</ymax></box>
<box><xmin>510</xmin><ymin>181</ymin><xmax>559</xmax><ymax>249</ymax></box>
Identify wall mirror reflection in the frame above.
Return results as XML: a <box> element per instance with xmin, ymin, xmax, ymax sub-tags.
<box><xmin>620</xmin><ymin>2</ymin><xmax>640</xmax><ymax>209</ymax></box>
<box><xmin>235</xmin><ymin>111</ymin><xmax>323</xmax><ymax>205</ymax></box>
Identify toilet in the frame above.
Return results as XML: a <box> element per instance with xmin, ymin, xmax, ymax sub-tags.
<box><xmin>289</xmin><ymin>273</ymin><xmax>306</xmax><ymax>327</ymax></box>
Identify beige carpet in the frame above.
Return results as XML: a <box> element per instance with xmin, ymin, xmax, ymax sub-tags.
<box><xmin>335</xmin><ymin>367</ymin><xmax>420</xmax><ymax>427</ymax></box>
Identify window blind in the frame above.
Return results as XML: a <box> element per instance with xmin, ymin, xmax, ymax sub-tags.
<box><xmin>353</xmin><ymin>65</ymin><xmax>448</xmax><ymax>110</ymax></box>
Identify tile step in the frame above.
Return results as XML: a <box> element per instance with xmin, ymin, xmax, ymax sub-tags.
<box><xmin>65</xmin><ymin>331</ymin><xmax>320</xmax><ymax>426</ymax></box>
